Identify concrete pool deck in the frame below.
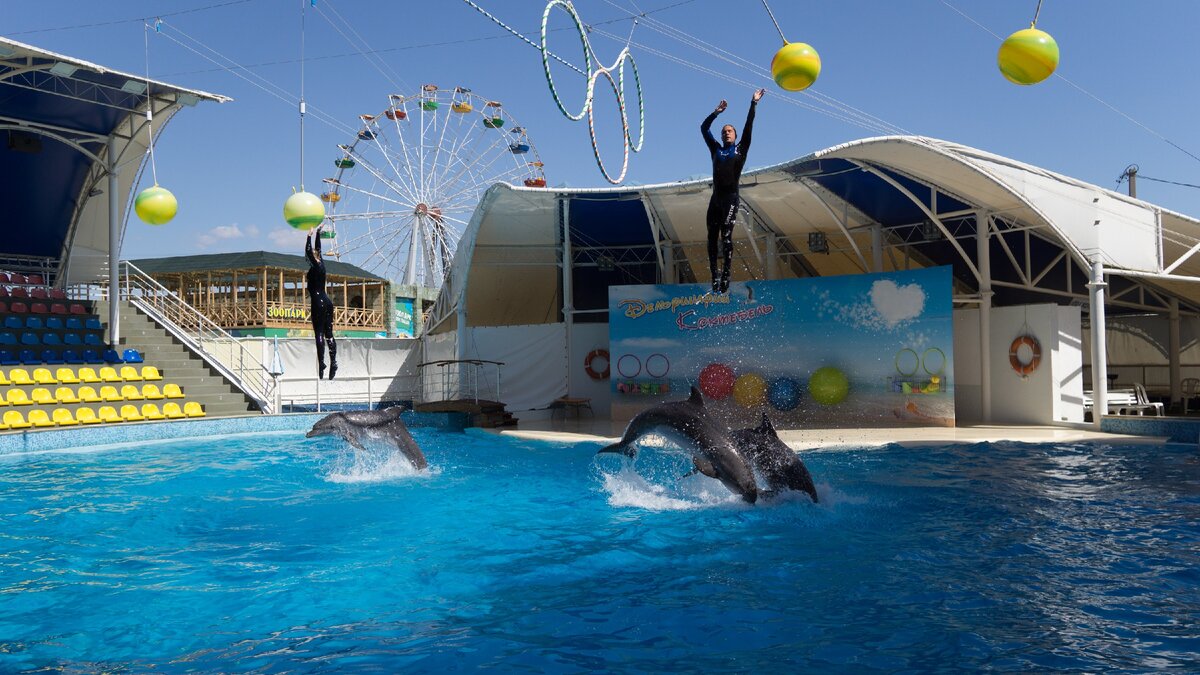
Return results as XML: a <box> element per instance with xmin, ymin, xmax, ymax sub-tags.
<box><xmin>492</xmin><ymin>416</ymin><xmax>1175</xmax><ymax>450</ymax></box>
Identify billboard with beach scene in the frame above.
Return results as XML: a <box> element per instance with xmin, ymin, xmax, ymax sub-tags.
<box><xmin>608</xmin><ymin>266</ymin><xmax>954</xmax><ymax>429</ymax></box>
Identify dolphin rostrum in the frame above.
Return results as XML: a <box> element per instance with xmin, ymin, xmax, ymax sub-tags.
<box><xmin>731</xmin><ymin>413</ymin><xmax>818</xmax><ymax>503</ymax></box>
<box><xmin>306</xmin><ymin>407</ymin><xmax>428</xmax><ymax>470</ymax></box>
<box><xmin>598</xmin><ymin>386</ymin><xmax>759</xmax><ymax>503</ymax></box>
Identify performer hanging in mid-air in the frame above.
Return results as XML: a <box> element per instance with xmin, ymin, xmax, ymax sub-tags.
<box><xmin>305</xmin><ymin>224</ymin><xmax>338</xmax><ymax>380</ymax></box>
<box><xmin>701</xmin><ymin>88</ymin><xmax>765</xmax><ymax>294</ymax></box>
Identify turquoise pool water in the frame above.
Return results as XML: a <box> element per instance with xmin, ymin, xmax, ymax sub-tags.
<box><xmin>1</xmin><ymin>430</ymin><xmax>1198</xmax><ymax>671</ymax></box>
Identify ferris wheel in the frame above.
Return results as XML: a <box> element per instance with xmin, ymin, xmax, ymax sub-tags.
<box><xmin>320</xmin><ymin>85</ymin><xmax>547</xmax><ymax>286</ymax></box>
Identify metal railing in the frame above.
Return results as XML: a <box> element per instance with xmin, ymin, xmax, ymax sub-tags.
<box><xmin>418</xmin><ymin>359</ymin><xmax>504</xmax><ymax>404</ymax></box>
<box><xmin>111</xmin><ymin>261</ymin><xmax>275</xmax><ymax>413</ymax></box>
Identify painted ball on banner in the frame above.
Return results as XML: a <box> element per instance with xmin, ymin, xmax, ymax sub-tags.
<box><xmin>733</xmin><ymin>373</ymin><xmax>767</xmax><ymax>408</ymax></box>
<box><xmin>809</xmin><ymin>366</ymin><xmax>849</xmax><ymax>405</ymax></box>
<box><xmin>767</xmin><ymin>376</ymin><xmax>802</xmax><ymax>411</ymax></box>
<box><xmin>698</xmin><ymin>362</ymin><xmax>736</xmax><ymax>400</ymax></box>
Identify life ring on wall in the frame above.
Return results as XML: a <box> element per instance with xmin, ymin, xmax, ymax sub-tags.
<box><xmin>1009</xmin><ymin>335</ymin><xmax>1042</xmax><ymax>377</ymax></box>
<box><xmin>584</xmin><ymin>349</ymin><xmax>610</xmax><ymax>380</ymax></box>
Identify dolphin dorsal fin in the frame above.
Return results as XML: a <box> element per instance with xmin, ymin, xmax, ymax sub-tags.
<box><xmin>757</xmin><ymin>413</ymin><xmax>776</xmax><ymax>435</ymax></box>
<box><xmin>689</xmin><ymin>386</ymin><xmax>704</xmax><ymax>406</ymax></box>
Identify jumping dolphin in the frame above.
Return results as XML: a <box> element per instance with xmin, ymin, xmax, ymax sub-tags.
<box><xmin>306</xmin><ymin>407</ymin><xmax>428</xmax><ymax>470</ymax></box>
<box><xmin>731</xmin><ymin>413</ymin><xmax>818</xmax><ymax>503</ymax></box>
<box><xmin>598</xmin><ymin>386</ymin><xmax>759</xmax><ymax>503</ymax></box>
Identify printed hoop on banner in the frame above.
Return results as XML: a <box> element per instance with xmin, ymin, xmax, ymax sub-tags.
<box><xmin>541</xmin><ymin>0</ymin><xmax>645</xmax><ymax>184</ymax></box>
<box><xmin>617</xmin><ymin>354</ymin><xmax>642</xmax><ymax>378</ymax></box>
<box><xmin>645</xmin><ymin>353</ymin><xmax>670</xmax><ymax>378</ymax></box>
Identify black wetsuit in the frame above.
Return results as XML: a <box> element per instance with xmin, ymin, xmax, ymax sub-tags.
<box><xmin>701</xmin><ymin>100</ymin><xmax>757</xmax><ymax>293</ymax></box>
<box><xmin>305</xmin><ymin>233</ymin><xmax>337</xmax><ymax>380</ymax></box>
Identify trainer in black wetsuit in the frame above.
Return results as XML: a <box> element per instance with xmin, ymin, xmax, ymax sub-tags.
<box><xmin>701</xmin><ymin>88</ymin><xmax>765</xmax><ymax>294</ymax></box>
<box><xmin>306</xmin><ymin>224</ymin><xmax>338</xmax><ymax>380</ymax></box>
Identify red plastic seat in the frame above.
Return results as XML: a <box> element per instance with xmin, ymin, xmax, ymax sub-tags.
<box><xmin>0</xmin><ymin>272</ymin><xmax>10</xmax><ymax>284</ymax></box>
<box><xmin>10</xmin><ymin>287</ymin><xmax>27</xmax><ymax>299</ymax></box>
<box><xmin>10</xmin><ymin>301</ymin><xmax>28</xmax><ymax>314</ymax></box>
<box><xmin>30</xmin><ymin>303</ymin><xmax>48</xmax><ymax>315</ymax></box>
<box><xmin>69</xmin><ymin>303</ymin><xmax>87</xmax><ymax>315</ymax></box>
<box><xmin>26</xmin><ymin>274</ymin><xmax>44</xmax><ymax>285</ymax></box>
<box><xmin>49</xmin><ymin>289</ymin><xmax>67</xmax><ymax>301</ymax></box>
<box><xmin>0</xmin><ymin>301</ymin><xmax>7</xmax><ymax>314</ymax></box>
<box><xmin>9</xmin><ymin>273</ymin><xmax>26</xmax><ymax>285</ymax></box>
<box><xmin>49</xmin><ymin>303</ymin><xmax>68</xmax><ymax>315</ymax></box>
<box><xmin>0</xmin><ymin>287</ymin><xmax>8</xmax><ymax>299</ymax></box>
<box><xmin>30</xmin><ymin>288</ymin><xmax>48</xmax><ymax>300</ymax></box>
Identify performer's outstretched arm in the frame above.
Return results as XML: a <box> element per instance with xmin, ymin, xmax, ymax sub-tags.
<box><xmin>701</xmin><ymin>99</ymin><xmax>726</xmax><ymax>153</ymax></box>
<box><xmin>304</xmin><ymin>230</ymin><xmax>317</xmax><ymax>266</ymax></box>
<box><xmin>313</xmin><ymin>224</ymin><xmax>324</xmax><ymax>257</ymax></box>
<box><xmin>739</xmin><ymin>89</ymin><xmax>765</xmax><ymax>155</ymax></box>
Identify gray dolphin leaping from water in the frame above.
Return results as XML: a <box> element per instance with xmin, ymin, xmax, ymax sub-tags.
<box><xmin>731</xmin><ymin>413</ymin><xmax>817</xmax><ymax>503</ymax></box>
<box><xmin>306</xmin><ymin>407</ymin><xmax>428</xmax><ymax>470</ymax></box>
<box><xmin>598</xmin><ymin>386</ymin><xmax>759</xmax><ymax>503</ymax></box>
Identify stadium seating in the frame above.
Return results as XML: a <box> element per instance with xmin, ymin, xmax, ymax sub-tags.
<box><xmin>32</xmin><ymin>368</ymin><xmax>56</xmax><ymax>385</ymax></box>
<box><xmin>141</xmin><ymin>366</ymin><xmax>162</xmax><ymax>381</ymax></box>
<box><xmin>0</xmin><ymin>371</ymin><xmax>10</xmax><ymax>386</ymax></box>
<box><xmin>30</xmin><ymin>303</ymin><xmax>48</xmax><ymax>315</ymax></box>
<box><xmin>84</xmin><ymin>317</ymin><xmax>102</xmax><ymax>330</ymax></box>
<box><xmin>5</xmin><ymin>390</ymin><xmax>32</xmax><ymax>406</ymax></box>
<box><xmin>76</xmin><ymin>407</ymin><xmax>101</xmax><ymax>424</ymax></box>
<box><xmin>77</xmin><ymin>386</ymin><xmax>101</xmax><ymax>403</ymax></box>
<box><xmin>0</xmin><ymin>333</ymin><xmax>15</xmax><ymax>346</ymax></box>
<box><xmin>41</xmin><ymin>350</ymin><xmax>64</xmax><ymax>365</ymax></box>
<box><xmin>119</xmin><ymin>404</ymin><xmax>144</xmax><ymax>422</ymax></box>
<box><xmin>56</xmin><ymin>367</ymin><xmax>80</xmax><ymax>384</ymax></box>
<box><xmin>69</xmin><ymin>304</ymin><xmax>87</xmax><ymax>315</ymax></box>
<box><xmin>30</xmin><ymin>388</ymin><xmax>54</xmax><ymax>405</ymax></box>
<box><xmin>163</xmin><ymin>383</ymin><xmax>185</xmax><ymax>399</ymax></box>
<box><xmin>163</xmin><ymin>402</ymin><xmax>186</xmax><ymax>419</ymax></box>
<box><xmin>45</xmin><ymin>317</ymin><xmax>63</xmax><ymax>330</ymax></box>
<box><xmin>81</xmin><ymin>349</ymin><xmax>101</xmax><ymax>363</ymax></box>
<box><xmin>99</xmin><ymin>367</ymin><xmax>122</xmax><ymax>383</ymax></box>
<box><xmin>77</xmin><ymin>367</ymin><xmax>101</xmax><ymax>383</ymax></box>
<box><xmin>54</xmin><ymin>387</ymin><xmax>81</xmax><ymax>404</ymax></box>
<box><xmin>141</xmin><ymin>384</ymin><xmax>165</xmax><ymax>400</ymax></box>
<box><xmin>63</xmin><ymin>333</ymin><xmax>82</xmax><ymax>345</ymax></box>
<box><xmin>120</xmin><ymin>385</ymin><xmax>144</xmax><ymax>401</ymax></box>
<box><xmin>3</xmin><ymin>317</ymin><xmax>20</xmax><ymax>330</ymax></box>
<box><xmin>97</xmin><ymin>406</ymin><xmax>121</xmax><ymax>423</ymax></box>
<box><xmin>52</xmin><ymin>408</ymin><xmax>79</xmax><ymax>426</ymax></box>
<box><xmin>183</xmin><ymin>402</ymin><xmax>206</xmax><ymax>418</ymax></box>
<box><xmin>9</xmin><ymin>369</ymin><xmax>33</xmax><ymax>385</ymax></box>
<box><xmin>28</xmin><ymin>409</ymin><xmax>54</xmax><ymax>427</ymax></box>
<box><xmin>4</xmin><ymin>410</ymin><xmax>31</xmax><ymax>429</ymax></box>
<box><xmin>65</xmin><ymin>317</ymin><xmax>82</xmax><ymax>331</ymax></box>
<box><xmin>99</xmin><ymin>385</ymin><xmax>122</xmax><ymax>402</ymax></box>
<box><xmin>102</xmin><ymin>349</ymin><xmax>123</xmax><ymax>364</ymax></box>
<box><xmin>62</xmin><ymin>350</ymin><xmax>83</xmax><ymax>365</ymax></box>
<box><xmin>141</xmin><ymin>404</ymin><xmax>166</xmax><ymax>421</ymax></box>
<box><xmin>0</xmin><ymin>350</ymin><xmax>18</xmax><ymax>366</ymax></box>
<box><xmin>122</xmin><ymin>349</ymin><xmax>144</xmax><ymax>364</ymax></box>
<box><xmin>119</xmin><ymin>366</ymin><xmax>142</xmax><ymax>381</ymax></box>
<box><xmin>19</xmin><ymin>350</ymin><xmax>39</xmax><ymax>365</ymax></box>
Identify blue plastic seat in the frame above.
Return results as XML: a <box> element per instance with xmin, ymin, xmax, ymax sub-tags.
<box><xmin>62</xmin><ymin>349</ymin><xmax>83</xmax><ymax>364</ymax></box>
<box><xmin>102</xmin><ymin>349</ymin><xmax>123</xmax><ymax>364</ymax></box>
<box><xmin>65</xmin><ymin>317</ymin><xmax>83</xmax><ymax>331</ymax></box>
<box><xmin>19</xmin><ymin>349</ymin><xmax>39</xmax><ymax>365</ymax></box>
<box><xmin>85</xmin><ymin>318</ymin><xmax>102</xmax><ymax>331</ymax></box>
<box><xmin>41</xmin><ymin>349</ymin><xmax>63</xmax><ymax>365</ymax></box>
<box><xmin>84</xmin><ymin>333</ymin><xmax>102</xmax><ymax>346</ymax></box>
<box><xmin>0</xmin><ymin>332</ymin><xmax>15</xmax><ymax>346</ymax></box>
<box><xmin>41</xmin><ymin>333</ymin><xmax>61</xmax><ymax>346</ymax></box>
<box><xmin>63</xmin><ymin>333</ymin><xmax>82</xmax><ymax>346</ymax></box>
<box><xmin>20</xmin><ymin>332</ymin><xmax>39</xmax><ymax>346</ymax></box>
<box><xmin>3</xmin><ymin>316</ymin><xmax>20</xmax><ymax>330</ymax></box>
<box><xmin>24</xmin><ymin>317</ymin><xmax>42</xmax><ymax>330</ymax></box>
<box><xmin>45</xmin><ymin>317</ymin><xmax>63</xmax><ymax>330</ymax></box>
<box><xmin>81</xmin><ymin>349</ymin><xmax>101</xmax><ymax>363</ymax></box>
<box><xmin>122</xmin><ymin>349</ymin><xmax>144</xmax><ymax>364</ymax></box>
<box><xmin>0</xmin><ymin>349</ymin><xmax>17</xmax><ymax>366</ymax></box>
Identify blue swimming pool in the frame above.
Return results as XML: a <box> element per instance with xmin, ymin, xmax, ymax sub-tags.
<box><xmin>1</xmin><ymin>429</ymin><xmax>1198</xmax><ymax>671</ymax></box>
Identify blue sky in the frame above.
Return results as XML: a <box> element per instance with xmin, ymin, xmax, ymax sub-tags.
<box><xmin>5</xmin><ymin>0</ymin><xmax>1200</xmax><ymax>263</ymax></box>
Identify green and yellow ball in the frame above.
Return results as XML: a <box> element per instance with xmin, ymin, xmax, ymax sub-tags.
<box><xmin>997</xmin><ymin>28</ymin><xmax>1059</xmax><ymax>85</ymax></box>
<box><xmin>134</xmin><ymin>185</ymin><xmax>178</xmax><ymax>225</ymax></box>
<box><xmin>809</xmin><ymin>366</ymin><xmax>849</xmax><ymax>406</ymax></box>
<box><xmin>284</xmin><ymin>191</ymin><xmax>325</xmax><ymax>230</ymax></box>
<box><xmin>771</xmin><ymin>42</ymin><xmax>821</xmax><ymax>92</ymax></box>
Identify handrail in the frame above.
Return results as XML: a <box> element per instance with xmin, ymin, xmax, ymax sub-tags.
<box><xmin>115</xmin><ymin>260</ymin><xmax>275</xmax><ymax>413</ymax></box>
<box><xmin>417</xmin><ymin>358</ymin><xmax>503</xmax><ymax>404</ymax></box>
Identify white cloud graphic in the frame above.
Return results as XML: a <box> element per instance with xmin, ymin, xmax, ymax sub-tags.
<box><xmin>870</xmin><ymin>280</ymin><xmax>925</xmax><ymax>327</ymax></box>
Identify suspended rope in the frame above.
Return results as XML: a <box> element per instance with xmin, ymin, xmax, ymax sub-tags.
<box><xmin>1031</xmin><ymin>0</ymin><xmax>1043</xmax><ymax>27</ymax></box>
<box><xmin>760</xmin><ymin>0</ymin><xmax>787</xmax><ymax>44</ymax></box>
<box><xmin>132</xmin><ymin>18</ymin><xmax>178</xmax><ymax>226</ymax></box>
<box><xmin>299</xmin><ymin>0</ymin><xmax>307</xmax><ymax>191</ymax></box>
<box><xmin>143</xmin><ymin>21</ymin><xmax>159</xmax><ymax>186</ymax></box>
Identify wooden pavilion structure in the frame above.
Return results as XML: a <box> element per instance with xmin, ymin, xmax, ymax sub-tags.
<box><xmin>130</xmin><ymin>252</ymin><xmax>390</xmax><ymax>337</ymax></box>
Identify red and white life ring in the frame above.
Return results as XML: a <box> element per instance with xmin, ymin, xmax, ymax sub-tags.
<box><xmin>584</xmin><ymin>349</ymin><xmax>610</xmax><ymax>380</ymax></box>
<box><xmin>1009</xmin><ymin>335</ymin><xmax>1042</xmax><ymax>377</ymax></box>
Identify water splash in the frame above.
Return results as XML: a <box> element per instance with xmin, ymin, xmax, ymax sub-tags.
<box><xmin>322</xmin><ymin>434</ymin><xmax>433</xmax><ymax>484</ymax></box>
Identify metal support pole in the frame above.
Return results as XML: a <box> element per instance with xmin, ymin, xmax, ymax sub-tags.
<box><xmin>977</xmin><ymin>212</ymin><xmax>992</xmax><ymax>423</ymax></box>
<box><xmin>765</xmin><ymin>234</ymin><xmax>778</xmax><ymax>280</ymax></box>
<box><xmin>871</xmin><ymin>224</ymin><xmax>884</xmax><ymax>273</ymax></box>
<box><xmin>560</xmin><ymin>197</ymin><xmax>574</xmax><ymax>396</ymax></box>
<box><xmin>1088</xmin><ymin>261</ymin><xmax>1108</xmax><ymax>429</ymax></box>
<box><xmin>107</xmin><ymin>135</ymin><xmax>121</xmax><ymax>347</ymax></box>
<box><xmin>1169</xmin><ymin>298</ymin><xmax>1181</xmax><ymax>408</ymax></box>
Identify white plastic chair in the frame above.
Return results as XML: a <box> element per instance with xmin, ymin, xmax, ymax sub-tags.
<box><xmin>1182</xmin><ymin>378</ymin><xmax>1200</xmax><ymax>415</ymax></box>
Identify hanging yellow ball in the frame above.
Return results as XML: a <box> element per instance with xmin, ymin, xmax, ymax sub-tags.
<box><xmin>732</xmin><ymin>372</ymin><xmax>767</xmax><ymax>408</ymax></box>
<box><xmin>997</xmin><ymin>28</ymin><xmax>1059</xmax><ymax>85</ymax></box>
<box><xmin>771</xmin><ymin>42</ymin><xmax>821</xmax><ymax>92</ymax></box>
<box><xmin>283</xmin><ymin>191</ymin><xmax>325</xmax><ymax>230</ymax></box>
<box><xmin>134</xmin><ymin>185</ymin><xmax>178</xmax><ymax>225</ymax></box>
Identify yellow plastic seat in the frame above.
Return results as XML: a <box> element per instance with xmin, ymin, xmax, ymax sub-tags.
<box><xmin>119</xmin><ymin>404</ymin><xmax>145</xmax><ymax>422</ymax></box>
<box><xmin>119</xmin><ymin>366</ymin><xmax>143</xmax><ymax>382</ymax></box>
<box><xmin>28</xmin><ymin>409</ymin><xmax>54</xmax><ymax>427</ymax></box>
<box><xmin>6</xmin><ymin>389</ymin><xmax>33</xmax><ymax>406</ymax></box>
<box><xmin>51</xmin><ymin>408</ymin><xmax>78</xmax><ymax>426</ymax></box>
<box><xmin>0</xmin><ymin>371</ymin><xmax>10</xmax><ymax>386</ymax></box>
<box><xmin>56</xmin><ymin>367</ymin><xmax>80</xmax><ymax>384</ymax></box>
<box><xmin>141</xmin><ymin>403</ymin><xmax>167</xmax><ymax>421</ymax></box>
<box><xmin>4</xmin><ymin>410</ymin><xmax>32</xmax><ymax>429</ymax></box>
<box><xmin>97</xmin><ymin>406</ymin><xmax>122</xmax><ymax>423</ymax></box>
<box><xmin>77</xmin><ymin>386</ymin><xmax>102</xmax><ymax>403</ymax></box>
<box><xmin>163</xmin><ymin>383</ymin><xmax>185</xmax><ymax>399</ymax></box>
<box><xmin>162</xmin><ymin>402</ymin><xmax>186</xmax><ymax>419</ymax></box>
<box><xmin>99</xmin><ymin>385</ymin><xmax>123</xmax><ymax>402</ymax></box>
<box><xmin>55</xmin><ymin>387</ymin><xmax>81</xmax><ymax>404</ymax></box>
<box><xmin>142</xmin><ymin>384</ymin><xmax>165</xmax><ymax>400</ymax></box>
<box><xmin>0</xmin><ymin>415</ymin><xmax>7</xmax><ymax>430</ymax></box>
<box><xmin>32</xmin><ymin>368</ymin><xmax>57</xmax><ymax>385</ymax></box>
<box><xmin>30</xmin><ymin>387</ymin><xmax>55</xmax><ymax>405</ymax></box>
<box><xmin>141</xmin><ymin>366</ymin><xmax>163</xmax><ymax>381</ymax></box>
<box><xmin>99</xmin><ymin>367</ymin><xmax>122</xmax><ymax>383</ymax></box>
<box><xmin>120</xmin><ymin>384</ymin><xmax>145</xmax><ymax>401</ymax></box>
<box><xmin>183</xmin><ymin>401</ymin><xmax>206</xmax><ymax>418</ymax></box>
<box><xmin>9</xmin><ymin>369</ymin><xmax>33</xmax><ymax>386</ymax></box>
<box><xmin>75</xmin><ymin>407</ymin><xmax>102</xmax><ymax>425</ymax></box>
<box><xmin>77</xmin><ymin>367</ymin><xmax>101</xmax><ymax>383</ymax></box>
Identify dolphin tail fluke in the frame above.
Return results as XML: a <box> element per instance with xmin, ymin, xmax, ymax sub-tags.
<box><xmin>597</xmin><ymin>442</ymin><xmax>636</xmax><ymax>457</ymax></box>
